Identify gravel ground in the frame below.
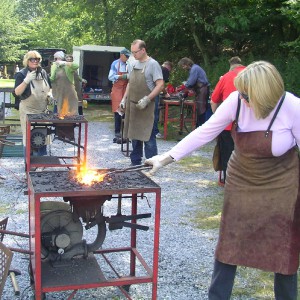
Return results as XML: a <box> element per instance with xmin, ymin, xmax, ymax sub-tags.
<box><xmin>0</xmin><ymin>121</ymin><xmax>223</xmax><ymax>300</ymax></box>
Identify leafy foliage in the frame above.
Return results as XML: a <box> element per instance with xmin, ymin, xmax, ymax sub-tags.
<box><xmin>1</xmin><ymin>0</ymin><xmax>300</xmax><ymax>93</ymax></box>
<box><xmin>0</xmin><ymin>0</ymin><xmax>24</xmax><ymax>62</ymax></box>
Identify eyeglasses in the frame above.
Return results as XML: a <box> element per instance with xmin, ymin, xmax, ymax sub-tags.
<box><xmin>132</xmin><ymin>49</ymin><xmax>142</xmax><ymax>55</ymax></box>
<box><xmin>29</xmin><ymin>58</ymin><xmax>40</xmax><ymax>63</ymax></box>
<box><xmin>240</xmin><ymin>92</ymin><xmax>249</xmax><ymax>103</ymax></box>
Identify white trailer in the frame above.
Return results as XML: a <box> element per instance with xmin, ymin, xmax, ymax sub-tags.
<box><xmin>73</xmin><ymin>45</ymin><xmax>124</xmax><ymax>101</ymax></box>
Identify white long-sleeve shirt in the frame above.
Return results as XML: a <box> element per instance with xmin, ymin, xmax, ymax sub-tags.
<box><xmin>169</xmin><ymin>91</ymin><xmax>300</xmax><ymax>160</ymax></box>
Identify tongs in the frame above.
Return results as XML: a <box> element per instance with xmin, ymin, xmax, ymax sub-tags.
<box><xmin>105</xmin><ymin>164</ymin><xmax>151</xmax><ymax>175</ymax></box>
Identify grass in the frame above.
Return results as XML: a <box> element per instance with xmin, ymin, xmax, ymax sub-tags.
<box><xmin>83</xmin><ymin>102</ymin><xmax>113</xmax><ymax>122</ymax></box>
<box><xmin>0</xmin><ymin>79</ymin><xmax>14</xmax><ymax>88</ymax></box>
<box><xmin>0</xmin><ymin>203</ymin><xmax>10</xmax><ymax>214</ymax></box>
<box><xmin>192</xmin><ymin>191</ymin><xmax>223</xmax><ymax>230</ymax></box>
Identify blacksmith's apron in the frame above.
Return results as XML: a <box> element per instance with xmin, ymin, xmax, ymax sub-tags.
<box><xmin>52</xmin><ymin>67</ymin><xmax>78</xmax><ymax>116</ymax></box>
<box><xmin>19</xmin><ymin>75</ymin><xmax>50</xmax><ymax>145</ymax></box>
<box><xmin>123</xmin><ymin>62</ymin><xmax>154</xmax><ymax>141</ymax></box>
<box><xmin>111</xmin><ymin>61</ymin><xmax>128</xmax><ymax>113</ymax></box>
<box><xmin>215</xmin><ymin>95</ymin><xmax>300</xmax><ymax>275</ymax></box>
<box><xmin>193</xmin><ymin>82</ymin><xmax>209</xmax><ymax>115</ymax></box>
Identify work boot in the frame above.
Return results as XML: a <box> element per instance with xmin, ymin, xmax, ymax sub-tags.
<box><xmin>116</xmin><ymin>138</ymin><xmax>127</xmax><ymax>144</ymax></box>
<box><xmin>113</xmin><ymin>133</ymin><xmax>121</xmax><ymax>143</ymax></box>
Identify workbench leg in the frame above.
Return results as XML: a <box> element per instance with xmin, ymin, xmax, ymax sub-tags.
<box><xmin>163</xmin><ymin>103</ymin><xmax>169</xmax><ymax>140</ymax></box>
<box><xmin>152</xmin><ymin>191</ymin><xmax>161</xmax><ymax>300</ymax></box>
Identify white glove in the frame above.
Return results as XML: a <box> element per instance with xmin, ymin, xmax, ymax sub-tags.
<box><xmin>24</xmin><ymin>71</ymin><xmax>36</xmax><ymax>84</ymax></box>
<box><xmin>56</xmin><ymin>60</ymin><xmax>67</xmax><ymax>66</ymax></box>
<box><xmin>136</xmin><ymin>96</ymin><xmax>151</xmax><ymax>110</ymax></box>
<box><xmin>119</xmin><ymin>98</ymin><xmax>126</xmax><ymax>112</ymax></box>
<box><xmin>145</xmin><ymin>153</ymin><xmax>174</xmax><ymax>175</ymax></box>
<box><xmin>47</xmin><ymin>92</ymin><xmax>54</xmax><ymax>105</ymax></box>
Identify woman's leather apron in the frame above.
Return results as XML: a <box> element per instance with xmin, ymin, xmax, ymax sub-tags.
<box><xmin>111</xmin><ymin>61</ymin><xmax>128</xmax><ymax>112</ymax></box>
<box><xmin>19</xmin><ymin>75</ymin><xmax>50</xmax><ymax>145</ymax></box>
<box><xmin>215</xmin><ymin>95</ymin><xmax>300</xmax><ymax>274</ymax></box>
<box><xmin>123</xmin><ymin>62</ymin><xmax>154</xmax><ymax>141</ymax></box>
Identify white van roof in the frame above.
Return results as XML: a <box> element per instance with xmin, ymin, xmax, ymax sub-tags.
<box><xmin>73</xmin><ymin>45</ymin><xmax>124</xmax><ymax>53</ymax></box>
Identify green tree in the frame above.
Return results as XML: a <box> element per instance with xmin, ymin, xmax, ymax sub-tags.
<box><xmin>0</xmin><ymin>0</ymin><xmax>24</xmax><ymax>62</ymax></box>
<box><xmin>11</xmin><ymin>0</ymin><xmax>300</xmax><ymax>93</ymax></box>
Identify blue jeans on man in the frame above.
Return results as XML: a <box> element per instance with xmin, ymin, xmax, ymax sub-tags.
<box><xmin>130</xmin><ymin>124</ymin><xmax>158</xmax><ymax>165</ymax></box>
<box><xmin>153</xmin><ymin>95</ymin><xmax>160</xmax><ymax>136</ymax></box>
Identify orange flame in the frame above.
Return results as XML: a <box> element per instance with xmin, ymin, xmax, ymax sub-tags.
<box><xmin>58</xmin><ymin>97</ymin><xmax>70</xmax><ymax>119</ymax></box>
<box><xmin>76</xmin><ymin>166</ymin><xmax>106</xmax><ymax>185</ymax></box>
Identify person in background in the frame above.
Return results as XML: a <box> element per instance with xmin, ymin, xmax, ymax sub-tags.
<box><xmin>154</xmin><ymin>61</ymin><xmax>173</xmax><ymax>139</ymax></box>
<box><xmin>108</xmin><ymin>48</ymin><xmax>131</xmax><ymax>143</ymax></box>
<box><xmin>50</xmin><ymin>51</ymin><xmax>79</xmax><ymax>116</ymax></box>
<box><xmin>145</xmin><ymin>61</ymin><xmax>300</xmax><ymax>300</ymax></box>
<box><xmin>210</xmin><ymin>56</ymin><xmax>246</xmax><ymax>183</ymax></box>
<box><xmin>178</xmin><ymin>57</ymin><xmax>209</xmax><ymax>127</ymax></box>
<box><xmin>14</xmin><ymin>50</ymin><xmax>52</xmax><ymax>156</ymax></box>
<box><xmin>15</xmin><ymin>64</ymin><xmax>19</xmax><ymax>74</ymax></box>
<box><xmin>65</xmin><ymin>54</ymin><xmax>87</xmax><ymax>115</ymax></box>
<box><xmin>119</xmin><ymin>39</ymin><xmax>164</xmax><ymax>166</ymax></box>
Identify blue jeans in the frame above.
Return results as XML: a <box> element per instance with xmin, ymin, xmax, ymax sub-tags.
<box><xmin>130</xmin><ymin>126</ymin><xmax>157</xmax><ymax>165</ymax></box>
<box><xmin>153</xmin><ymin>95</ymin><xmax>160</xmax><ymax>135</ymax></box>
<box><xmin>208</xmin><ymin>259</ymin><xmax>298</xmax><ymax>300</ymax></box>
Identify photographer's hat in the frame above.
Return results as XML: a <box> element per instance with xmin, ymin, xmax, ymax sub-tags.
<box><xmin>120</xmin><ymin>48</ymin><xmax>131</xmax><ymax>58</ymax></box>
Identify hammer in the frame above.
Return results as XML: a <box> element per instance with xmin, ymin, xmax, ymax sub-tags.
<box><xmin>8</xmin><ymin>269</ymin><xmax>21</xmax><ymax>296</ymax></box>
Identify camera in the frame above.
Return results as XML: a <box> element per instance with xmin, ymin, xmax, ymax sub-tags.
<box><xmin>36</xmin><ymin>66</ymin><xmax>42</xmax><ymax>78</ymax></box>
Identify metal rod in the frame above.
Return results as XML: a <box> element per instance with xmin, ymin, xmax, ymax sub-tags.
<box><xmin>105</xmin><ymin>164</ymin><xmax>151</xmax><ymax>175</ymax></box>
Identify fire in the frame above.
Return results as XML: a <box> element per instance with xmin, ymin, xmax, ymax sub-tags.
<box><xmin>76</xmin><ymin>167</ymin><xmax>106</xmax><ymax>185</ymax></box>
<box><xmin>58</xmin><ymin>97</ymin><xmax>70</xmax><ymax>119</ymax></box>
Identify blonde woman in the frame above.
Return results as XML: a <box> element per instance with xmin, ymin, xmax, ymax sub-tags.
<box><xmin>146</xmin><ymin>61</ymin><xmax>300</xmax><ymax>300</ymax></box>
<box><xmin>14</xmin><ymin>50</ymin><xmax>51</xmax><ymax>156</ymax></box>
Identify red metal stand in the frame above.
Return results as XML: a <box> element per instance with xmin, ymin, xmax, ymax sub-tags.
<box><xmin>25</xmin><ymin>114</ymin><xmax>88</xmax><ymax>174</ymax></box>
<box><xmin>163</xmin><ymin>99</ymin><xmax>196</xmax><ymax>140</ymax></box>
<box><xmin>27</xmin><ymin>170</ymin><xmax>161</xmax><ymax>300</ymax></box>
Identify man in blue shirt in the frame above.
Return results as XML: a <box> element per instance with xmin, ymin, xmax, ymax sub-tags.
<box><xmin>178</xmin><ymin>57</ymin><xmax>209</xmax><ymax>127</ymax></box>
<box><xmin>108</xmin><ymin>48</ymin><xmax>131</xmax><ymax>142</ymax></box>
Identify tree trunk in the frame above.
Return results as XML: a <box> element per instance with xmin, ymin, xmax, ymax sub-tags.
<box><xmin>191</xmin><ymin>25</ymin><xmax>210</xmax><ymax>69</ymax></box>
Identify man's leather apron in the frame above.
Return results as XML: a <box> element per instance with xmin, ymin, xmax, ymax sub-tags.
<box><xmin>215</xmin><ymin>97</ymin><xmax>300</xmax><ymax>275</ymax></box>
<box><xmin>19</xmin><ymin>77</ymin><xmax>50</xmax><ymax>145</ymax></box>
<box><xmin>111</xmin><ymin>61</ymin><xmax>128</xmax><ymax>112</ymax></box>
<box><xmin>123</xmin><ymin>63</ymin><xmax>154</xmax><ymax>141</ymax></box>
<box><xmin>193</xmin><ymin>82</ymin><xmax>208</xmax><ymax>115</ymax></box>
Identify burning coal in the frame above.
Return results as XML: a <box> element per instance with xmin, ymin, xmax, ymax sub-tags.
<box><xmin>76</xmin><ymin>166</ymin><xmax>106</xmax><ymax>185</ymax></box>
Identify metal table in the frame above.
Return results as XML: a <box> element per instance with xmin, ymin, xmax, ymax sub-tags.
<box><xmin>28</xmin><ymin>169</ymin><xmax>161</xmax><ymax>300</ymax></box>
<box><xmin>25</xmin><ymin>114</ymin><xmax>88</xmax><ymax>173</ymax></box>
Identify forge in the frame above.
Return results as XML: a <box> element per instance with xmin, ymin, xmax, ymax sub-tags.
<box><xmin>26</xmin><ymin>113</ymin><xmax>161</xmax><ymax>300</ymax></box>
